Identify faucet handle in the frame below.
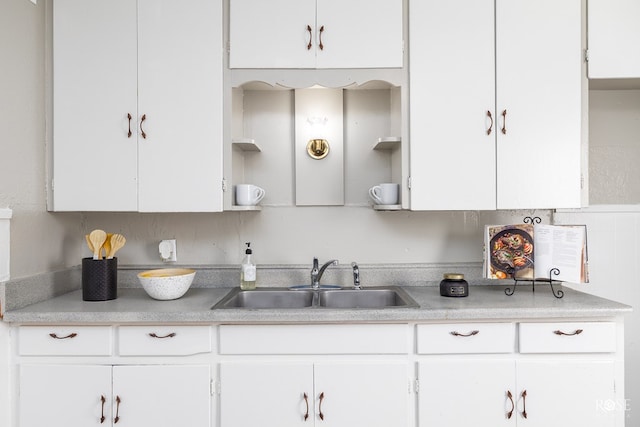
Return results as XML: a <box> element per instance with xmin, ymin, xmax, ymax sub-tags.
<box><xmin>351</xmin><ymin>262</ymin><xmax>361</xmax><ymax>290</ymax></box>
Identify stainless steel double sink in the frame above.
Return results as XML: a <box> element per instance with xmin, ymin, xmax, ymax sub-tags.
<box><xmin>212</xmin><ymin>286</ymin><xmax>419</xmax><ymax>310</ymax></box>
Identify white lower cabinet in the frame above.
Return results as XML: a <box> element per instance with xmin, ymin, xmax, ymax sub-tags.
<box><xmin>16</xmin><ymin>325</ymin><xmax>213</xmax><ymax>427</ymax></box>
<box><xmin>418</xmin><ymin>358</ymin><xmax>616</xmax><ymax>427</ymax></box>
<box><xmin>219</xmin><ymin>361</ymin><xmax>409</xmax><ymax>427</ymax></box>
<box><xmin>516</xmin><ymin>359</ymin><xmax>616</xmax><ymax>426</ymax></box>
<box><xmin>19</xmin><ymin>364</ymin><xmax>211</xmax><ymax>427</ymax></box>
<box><xmin>13</xmin><ymin>321</ymin><xmax>624</xmax><ymax>427</ymax></box>
<box><xmin>417</xmin><ymin>321</ymin><xmax>620</xmax><ymax>427</ymax></box>
<box><xmin>217</xmin><ymin>324</ymin><xmax>411</xmax><ymax>427</ymax></box>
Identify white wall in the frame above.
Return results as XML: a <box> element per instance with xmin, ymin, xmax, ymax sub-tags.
<box><xmin>589</xmin><ymin>90</ymin><xmax>640</xmax><ymax>204</ymax></box>
<box><xmin>76</xmin><ymin>209</ymin><xmax>548</xmax><ymax>267</ymax></box>
<box><xmin>0</xmin><ymin>0</ymin><xmax>81</xmax><ymax>280</ymax></box>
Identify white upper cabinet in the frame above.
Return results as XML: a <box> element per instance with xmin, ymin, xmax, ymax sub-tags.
<box><xmin>52</xmin><ymin>0</ymin><xmax>138</xmax><ymax>211</ymax></box>
<box><xmin>52</xmin><ymin>0</ymin><xmax>223</xmax><ymax>212</ymax></box>
<box><xmin>229</xmin><ymin>0</ymin><xmax>403</xmax><ymax>69</ymax></box>
<box><xmin>495</xmin><ymin>0</ymin><xmax>582</xmax><ymax>209</ymax></box>
<box><xmin>409</xmin><ymin>0</ymin><xmax>496</xmax><ymax>210</ymax></box>
<box><xmin>409</xmin><ymin>0</ymin><xmax>583</xmax><ymax>210</ymax></box>
<box><xmin>588</xmin><ymin>0</ymin><xmax>640</xmax><ymax>79</ymax></box>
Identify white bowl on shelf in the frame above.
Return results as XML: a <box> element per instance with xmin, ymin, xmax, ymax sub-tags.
<box><xmin>137</xmin><ymin>268</ymin><xmax>196</xmax><ymax>300</ymax></box>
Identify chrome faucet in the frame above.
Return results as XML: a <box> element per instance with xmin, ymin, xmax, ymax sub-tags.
<box><xmin>311</xmin><ymin>257</ymin><xmax>338</xmax><ymax>290</ymax></box>
<box><xmin>351</xmin><ymin>262</ymin><xmax>361</xmax><ymax>290</ymax></box>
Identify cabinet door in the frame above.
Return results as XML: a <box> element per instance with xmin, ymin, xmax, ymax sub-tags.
<box><xmin>418</xmin><ymin>359</ymin><xmax>516</xmax><ymax>427</ymax></box>
<box><xmin>516</xmin><ymin>360</ymin><xmax>617</xmax><ymax>427</ymax></box>
<box><xmin>314</xmin><ymin>361</ymin><xmax>409</xmax><ymax>427</ymax></box>
<box><xmin>409</xmin><ymin>0</ymin><xmax>582</xmax><ymax>211</ymax></box>
<box><xmin>409</xmin><ymin>0</ymin><xmax>497</xmax><ymax>210</ymax></box>
<box><xmin>52</xmin><ymin>0</ymin><xmax>138</xmax><ymax>211</ymax></box>
<box><xmin>315</xmin><ymin>0</ymin><xmax>403</xmax><ymax>69</ymax></box>
<box><xmin>137</xmin><ymin>0</ymin><xmax>223</xmax><ymax>212</ymax></box>
<box><xmin>19</xmin><ymin>364</ymin><xmax>112</xmax><ymax>427</ymax></box>
<box><xmin>229</xmin><ymin>0</ymin><xmax>402</xmax><ymax>69</ymax></box>
<box><xmin>495</xmin><ymin>0</ymin><xmax>582</xmax><ymax>209</ymax></box>
<box><xmin>229</xmin><ymin>0</ymin><xmax>316</xmax><ymax>68</ymax></box>
<box><xmin>112</xmin><ymin>365</ymin><xmax>211</xmax><ymax>427</ymax></box>
<box><xmin>219</xmin><ymin>362</ymin><xmax>314</xmax><ymax>427</ymax></box>
<box><xmin>588</xmin><ymin>0</ymin><xmax>640</xmax><ymax>79</ymax></box>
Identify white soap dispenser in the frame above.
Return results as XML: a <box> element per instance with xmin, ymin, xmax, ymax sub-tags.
<box><xmin>240</xmin><ymin>242</ymin><xmax>256</xmax><ymax>290</ymax></box>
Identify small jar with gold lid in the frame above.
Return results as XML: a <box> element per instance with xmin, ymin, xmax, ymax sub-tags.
<box><xmin>440</xmin><ymin>273</ymin><xmax>469</xmax><ymax>297</ymax></box>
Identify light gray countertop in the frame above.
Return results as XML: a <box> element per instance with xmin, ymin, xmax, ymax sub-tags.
<box><xmin>3</xmin><ymin>284</ymin><xmax>631</xmax><ymax>324</ymax></box>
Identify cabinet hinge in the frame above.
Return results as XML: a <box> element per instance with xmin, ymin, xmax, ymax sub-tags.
<box><xmin>407</xmin><ymin>176</ymin><xmax>412</xmax><ymax>190</ymax></box>
<box><xmin>211</xmin><ymin>379</ymin><xmax>220</xmax><ymax>396</ymax></box>
<box><xmin>222</xmin><ymin>178</ymin><xmax>228</xmax><ymax>192</ymax></box>
<box><xmin>580</xmin><ymin>173</ymin><xmax>585</xmax><ymax>189</ymax></box>
<box><xmin>414</xmin><ymin>379</ymin><xmax>420</xmax><ymax>394</ymax></box>
<box><xmin>584</xmin><ymin>48</ymin><xmax>589</xmax><ymax>63</ymax></box>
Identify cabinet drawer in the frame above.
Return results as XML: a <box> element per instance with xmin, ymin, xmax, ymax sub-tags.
<box><xmin>19</xmin><ymin>326</ymin><xmax>112</xmax><ymax>356</ymax></box>
<box><xmin>118</xmin><ymin>325</ymin><xmax>211</xmax><ymax>356</ymax></box>
<box><xmin>416</xmin><ymin>323</ymin><xmax>515</xmax><ymax>354</ymax></box>
<box><xmin>519</xmin><ymin>322</ymin><xmax>617</xmax><ymax>353</ymax></box>
<box><xmin>219</xmin><ymin>324</ymin><xmax>409</xmax><ymax>354</ymax></box>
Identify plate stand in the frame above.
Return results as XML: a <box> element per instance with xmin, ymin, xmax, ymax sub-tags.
<box><xmin>504</xmin><ymin>267</ymin><xmax>564</xmax><ymax>299</ymax></box>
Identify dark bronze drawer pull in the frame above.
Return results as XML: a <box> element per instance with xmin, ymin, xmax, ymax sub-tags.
<box><xmin>506</xmin><ymin>390</ymin><xmax>514</xmax><ymax>419</ymax></box>
<box><xmin>318</xmin><ymin>392</ymin><xmax>325</xmax><ymax>420</ymax></box>
<box><xmin>450</xmin><ymin>330</ymin><xmax>479</xmax><ymax>337</ymax></box>
<box><xmin>521</xmin><ymin>390</ymin><xmax>528</xmax><ymax>419</ymax></box>
<box><xmin>318</xmin><ymin>25</ymin><xmax>325</xmax><ymax>50</ymax></box>
<box><xmin>114</xmin><ymin>396</ymin><xmax>121</xmax><ymax>423</ymax></box>
<box><xmin>306</xmin><ymin>25</ymin><xmax>313</xmax><ymax>50</ymax></box>
<box><xmin>100</xmin><ymin>395</ymin><xmax>106</xmax><ymax>424</ymax></box>
<box><xmin>501</xmin><ymin>109</ymin><xmax>507</xmax><ymax>134</ymax></box>
<box><xmin>303</xmin><ymin>392</ymin><xmax>310</xmax><ymax>421</ymax></box>
<box><xmin>140</xmin><ymin>114</ymin><xmax>147</xmax><ymax>139</ymax></box>
<box><xmin>486</xmin><ymin>110</ymin><xmax>493</xmax><ymax>135</ymax></box>
<box><xmin>148</xmin><ymin>332</ymin><xmax>177</xmax><ymax>339</ymax></box>
<box><xmin>49</xmin><ymin>332</ymin><xmax>77</xmax><ymax>340</ymax></box>
<box><xmin>127</xmin><ymin>113</ymin><xmax>132</xmax><ymax>138</ymax></box>
<box><xmin>553</xmin><ymin>329</ymin><xmax>583</xmax><ymax>336</ymax></box>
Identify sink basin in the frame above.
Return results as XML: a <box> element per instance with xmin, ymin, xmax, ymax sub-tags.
<box><xmin>212</xmin><ymin>286</ymin><xmax>419</xmax><ymax>309</ymax></box>
<box><xmin>213</xmin><ymin>288</ymin><xmax>314</xmax><ymax>309</ymax></box>
<box><xmin>318</xmin><ymin>287</ymin><xmax>419</xmax><ymax>309</ymax></box>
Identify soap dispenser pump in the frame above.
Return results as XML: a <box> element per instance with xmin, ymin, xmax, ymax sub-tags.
<box><xmin>240</xmin><ymin>242</ymin><xmax>256</xmax><ymax>290</ymax></box>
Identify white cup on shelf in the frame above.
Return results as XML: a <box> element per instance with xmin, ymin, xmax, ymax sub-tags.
<box><xmin>369</xmin><ymin>183</ymin><xmax>399</xmax><ymax>205</ymax></box>
<box><xmin>235</xmin><ymin>184</ymin><xmax>265</xmax><ymax>206</ymax></box>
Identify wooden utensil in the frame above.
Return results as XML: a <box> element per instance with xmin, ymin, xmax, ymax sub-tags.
<box><xmin>107</xmin><ymin>233</ymin><xmax>126</xmax><ymax>259</ymax></box>
<box><xmin>85</xmin><ymin>234</ymin><xmax>94</xmax><ymax>253</ymax></box>
<box><xmin>88</xmin><ymin>229</ymin><xmax>107</xmax><ymax>260</ymax></box>
<box><xmin>102</xmin><ymin>233</ymin><xmax>113</xmax><ymax>259</ymax></box>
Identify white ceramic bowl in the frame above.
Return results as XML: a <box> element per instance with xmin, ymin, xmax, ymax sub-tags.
<box><xmin>137</xmin><ymin>268</ymin><xmax>196</xmax><ymax>300</ymax></box>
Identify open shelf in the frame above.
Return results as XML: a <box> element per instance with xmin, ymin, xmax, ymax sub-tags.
<box><xmin>230</xmin><ymin>205</ymin><xmax>262</xmax><ymax>211</ymax></box>
<box><xmin>232</xmin><ymin>138</ymin><xmax>262</xmax><ymax>152</ymax></box>
<box><xmin>373</xmin><ymin>137</ymin><xmax>401</xmax><ymax>150</ymax></box>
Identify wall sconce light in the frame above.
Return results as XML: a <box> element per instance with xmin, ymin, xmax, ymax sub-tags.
<box><xmin>307</xmin><ymin>138</ymin><xmax>330</xmax><ymax>159</ymax></box>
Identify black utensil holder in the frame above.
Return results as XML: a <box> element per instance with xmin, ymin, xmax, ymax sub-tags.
<box><xmin>82</xmin><ymin>257</ymin><xmax>117</xmax><ymax>301</ymax></box>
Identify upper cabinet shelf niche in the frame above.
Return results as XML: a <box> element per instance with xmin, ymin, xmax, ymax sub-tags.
<box><xmin>229</xmin><ymin>0</ymin><xmax>403</xmax><ymax>69</ymax></box>
<box><xmin>224</xmin><ymin>81</ymin><xmax>407</xmax><ymax>210</ymax></box>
